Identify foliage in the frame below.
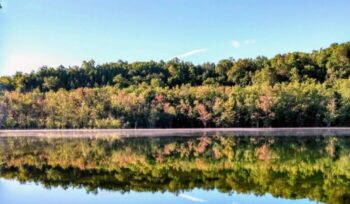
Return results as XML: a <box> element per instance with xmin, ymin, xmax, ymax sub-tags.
<box><xmin>1</xmin><ymin>79</ymin><xmax>350</xmax><ymax>128</ymax></box>
<box><xmin>0</xmin><ymin>42</ymin><xmax>350</xmax><ymax>128</ymax></box>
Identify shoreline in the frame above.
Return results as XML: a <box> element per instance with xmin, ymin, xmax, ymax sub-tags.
<box><xmin>1</xmin><ymin>128</ymin><xmax>350</xmax><ymax>137</ymax></box>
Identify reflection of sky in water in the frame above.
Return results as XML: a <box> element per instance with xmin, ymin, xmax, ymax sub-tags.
<box><xmin>0</xmin><ymin>179</ymin><xmax>319</xmax><ymax>204</ymax></box>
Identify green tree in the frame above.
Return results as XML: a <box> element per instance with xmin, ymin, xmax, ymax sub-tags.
<box><xmin>227</xmin><ymin>59</ymin><xmax>257</xmax><ymax>86</ymax></box>
<box><xmin>43</xmin><ymin>76</ymin><xmax>60</xmax><ymax>91</ymax></box>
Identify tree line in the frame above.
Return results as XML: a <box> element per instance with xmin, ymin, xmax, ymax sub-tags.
<box><xmin>1</xmin><ymin>42</ymin><xmax>349</xmax><ymax>92</ymax></box>
<box><xmin>0</xmin><ymin>42</ymin><xmax>350</xmax><ymax>128</ymax></box>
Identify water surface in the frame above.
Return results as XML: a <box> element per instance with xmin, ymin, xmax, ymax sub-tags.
<box><xmin>0</xmin><ymin>132</ymin><xmax>349</xmax><ymax>204</ymax></box>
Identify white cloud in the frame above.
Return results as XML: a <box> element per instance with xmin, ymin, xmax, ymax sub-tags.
<box><xmin>173</xmin><ymin>48</ymin><xmax>208</xmax><ymax>59</ymax></box>
<box><xmin>179</xmin><ymin>194</ymin><xmax>207</xmax><ymax>203</ymax></box>
<box><xmin>245</xmin><ymin>39</ymin><xmax>256</xmax><ymax>44</ymax></box>
<box><xmin>230</xmin><ymin>39</ymin><xmax>256</xmax><ymax>49</ymax></box>
<box><xmin>231</xmin><ymin>40</ymin><xmax>240</xmax><ymax>48</ymax></box>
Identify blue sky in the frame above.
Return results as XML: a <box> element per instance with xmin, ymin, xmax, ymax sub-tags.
<box><xmin>1</xmin><ymin>0</ymin><xmax>350</xmax><ymax>76</ymax></box>
<box><xmin>0</xmin><ymin>179</ymin><xmax>318</xmax><ymax>204</ymax></box>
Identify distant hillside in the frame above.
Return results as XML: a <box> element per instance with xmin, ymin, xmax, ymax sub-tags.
<box><xmin>0</xmin><ymin>42</ymin><xmax>350</xmax><ymax>128</ymax></box>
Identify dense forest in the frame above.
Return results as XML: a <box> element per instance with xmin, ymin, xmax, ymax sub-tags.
<box><xmin>0</xmin><ymin>136</ymin><xmax>349</xmax><ymax>203</ymax></box>
<box><xmin>1</xmin><ymin>42</ymin><xmax>350</xmax><ymax>128</ymax></box>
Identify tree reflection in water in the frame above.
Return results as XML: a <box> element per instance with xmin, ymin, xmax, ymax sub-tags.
<box><xmin>0</xmin><ymin>135</ymin><xmax>349</xmax><ymax>204</ymax></box>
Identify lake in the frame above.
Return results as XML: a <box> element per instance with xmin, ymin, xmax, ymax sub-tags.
<box><xmin>0</xmin><ymin>129</ymin><xmax>349</xmax><ymax>204</ymax></box>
